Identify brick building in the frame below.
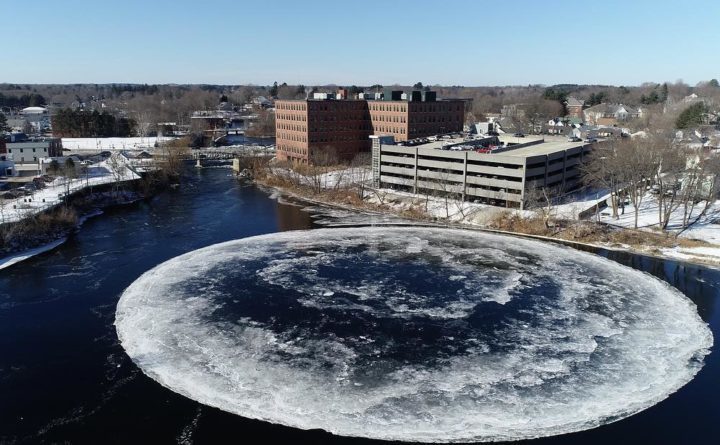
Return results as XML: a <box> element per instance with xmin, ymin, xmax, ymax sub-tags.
<box><xmin>276</xmin><ymin>91</ymin><xmax>466</xmax><ymax>163</ymax></box>
<box><xmin>565</xmin><ymin>97</ymin><xmax>585</xmax><ymax>120</ymax></box>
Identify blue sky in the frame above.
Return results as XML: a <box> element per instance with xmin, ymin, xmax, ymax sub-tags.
<box><xmin>4</xmin><ymin>0</ymin><xmax>718</xmax><ymax>86</ymax></box>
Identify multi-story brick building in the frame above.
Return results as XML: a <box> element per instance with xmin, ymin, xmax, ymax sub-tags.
<box><xmin>275</xmin><ymin>90</ymin><xmax>466</xmax><ymax>164</ymax></box>
<box><xmin>565</xmin><ymin>97</ymin><xmax>585</xmax><ymax>120</ymax></box>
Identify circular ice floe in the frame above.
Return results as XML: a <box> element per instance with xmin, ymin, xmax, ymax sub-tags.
<box><xmin>115</xmin><ymin>227</ymin><xmax>712</xmax><ymax>443</ymax></box>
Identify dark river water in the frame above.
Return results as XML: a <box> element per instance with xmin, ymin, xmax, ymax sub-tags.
<box><xmin>1</xmin><ymin>167</ymin><xmax>718</xmax><ymax>444</ymax></box>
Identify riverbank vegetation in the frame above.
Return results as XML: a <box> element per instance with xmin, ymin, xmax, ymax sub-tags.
<box><xmin>0</xmin><ymin>148</ymin><xmax>189</xmax><ymax>258</ymax></box>
<box><xmin>0</xmin><ymin>206</ymin><xmax>77</xmax><ymax>255</ymax></box>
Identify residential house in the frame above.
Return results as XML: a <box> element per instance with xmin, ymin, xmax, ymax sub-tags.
<box><xmin>583</xmin><ymin>103</ymin><xmax>642</xmax><ymax>126</ymax></box>
<box><xmin>6</xmin><ymin>138</ymin><xmax>63</xmax><ymax>164</ymax></box>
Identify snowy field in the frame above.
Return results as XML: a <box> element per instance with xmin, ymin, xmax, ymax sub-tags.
<box><xmin>62</xmin><ymin>137</ymin><xmax>175</xmax><ymax>151</ymax></box>
<box><xmin>268</xmin><ymin>166</ymin><xmax>370</xmax><ymax>190</ymax></box>
<box><xmin>0</xmin><ymin>159</ymin><xmax>140</xmax><ymax>224</ymax></box>
<box><xmin>596</xmin><ymin>193</ymin><xmax>711</xmax><ymax>231</ymax></box>
<box><xmin>681</xmin><ymin>203</ymin><xmax>720</xmax><ymax>244</ymax></box>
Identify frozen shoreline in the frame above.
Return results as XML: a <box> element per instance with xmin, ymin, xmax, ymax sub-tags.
<box><xmin>0</xmin><ymin>237</ymin><xmax>67</xmax><ymax>271</ymax></box>
<box><xmin>260</xmin><ymin>181</ymin><xmax>720</xmax><ymax>270</ymax></box>
<box><xmin>0</xmin><ymin>197</ymin><xmax>141</xmax><ymax>272</ymax></box>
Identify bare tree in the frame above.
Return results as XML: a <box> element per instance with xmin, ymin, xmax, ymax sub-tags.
<box><xmin>245</xmin><ymin>108</ymin><xmax>275</xmax><ymax>137</ymax></box>
<box><xmin>581</xmin><ymin>138</ymin><xmax>625</xmax><ymax>218</ymax></box>
<box><xmin>135</xmin><ymin>111</ymin><xmax>153</xmax><ymax>138</ymax></box>
<box><xmin>349</xmin><ymin>152</ymin><xmax>371</xmax><ymax>199</ymax></box>
<box><xmin>622</xmin><ymin>139</ymin><xmax>661</xmax><ymax>229</ymax></box>
<box><xmin>678</xmin><ymin>151</ymin><xmax>720</xmax><ymax>229</ymax></box>
<box><xmin>62</xmin><ymin>158</ymin><xmax>78</xmax><ymax>206</ymax></box>
<box><xmin>524</xmin><ymin>184</ymin><xmax>563</xmax><ymax>229</ymax></box>
<box><xmin>107</xmin><ymin>153</ymin><xmax>126</xmax><ymax>195</ymax></box>
<box><xmin>307</xmin><ymin>147</ymin><xmax>339</xmax><ymax>194</ymax></box>
<box><xmin>524</xmin><ymin>97</ymin><xmax>564</xmax><ymax>134</ymax></box>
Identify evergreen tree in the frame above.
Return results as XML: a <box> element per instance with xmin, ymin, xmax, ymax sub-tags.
<box><xmin>47</xmin><ymin>160</ymin><xmax>60</xmax><ymax>175</ymax></box>
<box><xmin>709</xmin><ymin>79</ymin><xmax>720</xmax><ymax>88</ymax></box>
<box><xmin>269</xmin><ymin>81</ymin><xmax>279</xmax><ymax>98</ymax></box>
<box><xmin>64</xmin><ymin>157</ymin><xmax>77</xmax><ymax>178</ymax></box>
<box><xmin>676</xmin><ymin>102</ymin><xmax>708</xmax><ymax>129</ymax></box>
<box><xmin>0</xmin><ymin>112</ymin><xmax>9</xmax><ymax>133</ymax></box>
<box><xmin>660</xmin><ymin>83</ymin><xmax>668</xmax><ymax>102</ymax></box>
<box><xmin>51</xmin><ymin>108</ymin><xmax>135</xmax><ymax>137</ymax></box>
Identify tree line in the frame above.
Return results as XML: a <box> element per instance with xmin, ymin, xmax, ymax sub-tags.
<box><xmin>0</xmin><ymin>92</ymin><xmax>46</xmax><ymax>108</ymax></box>
<box><xmin>52</xmin><ymin>109</ymin><xmax>137</xmax><ymax>138</ymax></box>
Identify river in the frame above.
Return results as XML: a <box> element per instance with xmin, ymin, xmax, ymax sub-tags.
<box><xmin>0</xmin><ymin>167</ymin><xmax>718</xmax><ymax>444</ymax></box>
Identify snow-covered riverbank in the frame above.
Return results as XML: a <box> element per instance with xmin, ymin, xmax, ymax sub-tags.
<box><xmin>0</xmin><ymin>238</ymin><xmax>67</xmax><ymax>271</ymax></box>
<box><xmin>258</xmin><ymin>178</ymin><xmax>720</xmax><ymax>269</ymax></box>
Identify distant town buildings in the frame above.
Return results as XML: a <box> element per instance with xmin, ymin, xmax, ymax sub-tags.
<box><xmin>2</xmin><ymin>106</ymin><xmax>51</xmax><ymax>134</ymax></box>
<box><xmin>275</xmin><ymin>89</ymin><xmax>466</xmax><ymax>163</ymax></box>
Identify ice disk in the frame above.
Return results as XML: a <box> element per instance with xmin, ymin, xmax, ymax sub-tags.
<box><xmin>115</xmin><ymin>227</ymin><xmax>713</xmax><ymax>443</ymax></box>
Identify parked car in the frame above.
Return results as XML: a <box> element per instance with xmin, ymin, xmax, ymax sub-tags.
<box><xmin>514</xmin><ymin>133</ymin><xmax>525</xmax><ymax>138</ymax></box>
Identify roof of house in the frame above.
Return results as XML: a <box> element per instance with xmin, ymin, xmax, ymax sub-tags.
<box><xmin>21</xmin><ymin>107</ymin><xmax>48</xmax><ymax>114</ymax></box>
<box><xmin>565</xmin><ymin>97</ymin><xmax>585</xmax><ymax>107</ymax></box>
<box><xmin>584</xmin><ymin>103</ymin><xmax>640</xmax><ymax>115</ymax></box>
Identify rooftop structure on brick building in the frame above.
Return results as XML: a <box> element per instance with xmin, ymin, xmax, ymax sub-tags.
<box><xmin>275</xmin><ymin>88</ymin><xmax>468</xmax><ymax>164</ymax></box>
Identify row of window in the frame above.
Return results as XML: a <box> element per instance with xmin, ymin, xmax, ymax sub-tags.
<box><xmin>409</xmin><ymin>115</ymin><xmax>462</xmax><ymax>124</ymax></box>
<box><xmin>278</xmin><ymin>133</ymin><xmax>307</xmax><ymax>143</ymax></box>
<box><xmin>277</xmin><ymin>123</ymin><xmax>307</xmax><ymax>132</ymax></box>
<box><xmin>276</xmin><ymin>102</ymin><xmax>307</xmax><ymax>111</ymax></box>
<box><xmin>369</xmin><ymin>103</ymin><xmax>408</xmax><ymax>113</ymax></box>
<box><xmin>376</xmin><ymin>126</ymin><xmax>405</xmax><ymax>135</ymax></box>
<box><xmin>7</xmin><ymin>148</ymin><xmax>48</xmax><ymax>153</ymax></box>
<box><xmin>276</xmin><ymin>113</ymin><xmax>307</xmax><ymax>122</ymax></box>
<box><xmin>310</xmin><ymin>135</ymin><xmax>369</xmax><ymax>143</ymax></box>
<box><xmin>373</xmin><ymin>114</ymin><xmax>406</xmax><ymax>123</ymax></box>
<box><xmin>409</xmin><ymin>104</ymin><xmax>464</xmax><ymax>113</ymax></box>
<box><xmin>310</xmin><ymin>101</ymin><xmax>367</xmax><ymax>111</ymax></box>
<box><xmin>309</xmin><ymin>125</ymin><xmax>372</xmax><ymax>132</ymax></box>
<box><xmin>278</xmin><ymin>144</ymin><xmax>307</xmax><ymax>155</ymax></box>
<box><xmin>301</xmin><ymin>115</ymin><xmax>369</xmax><ymax>122</ymax></box>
